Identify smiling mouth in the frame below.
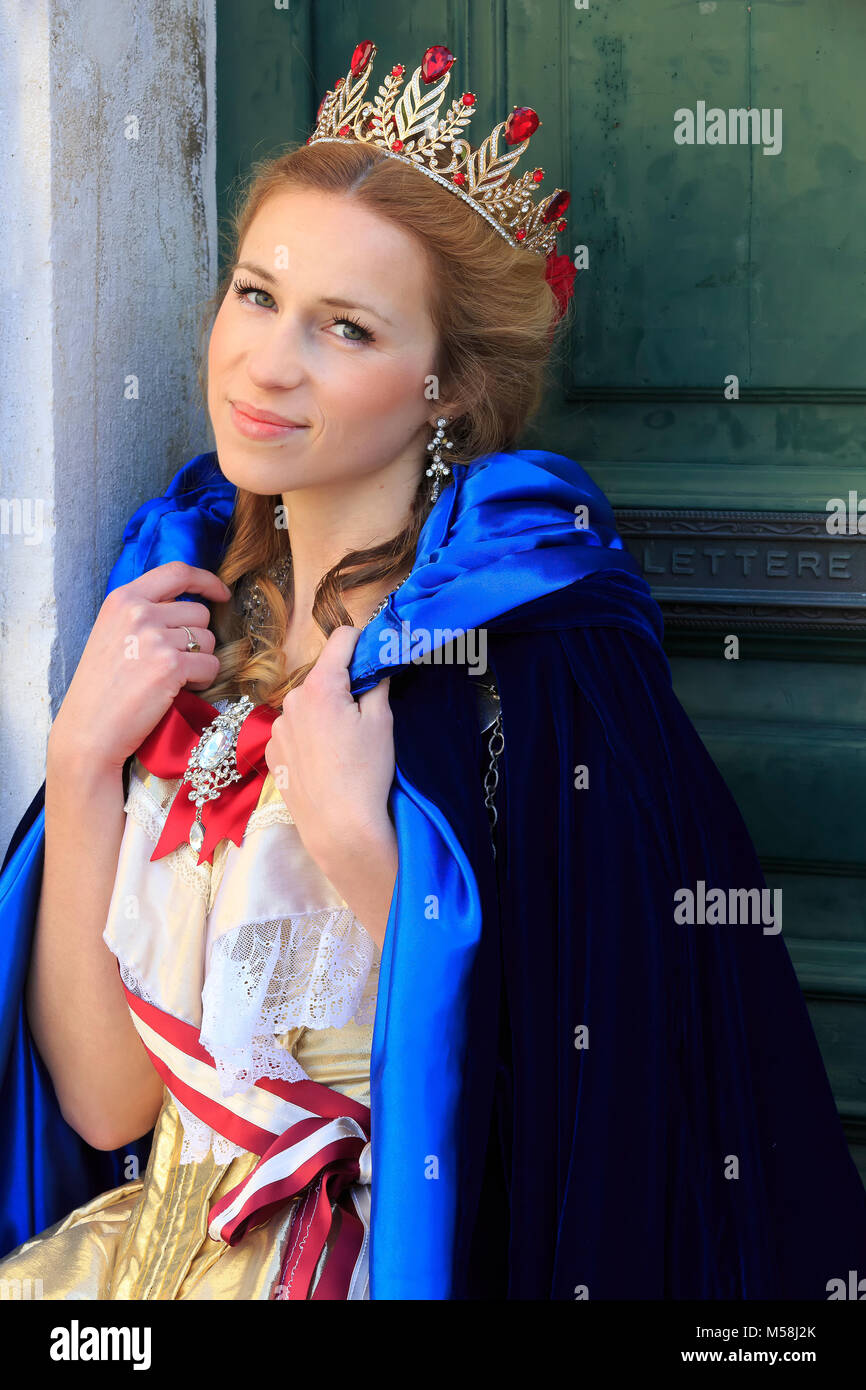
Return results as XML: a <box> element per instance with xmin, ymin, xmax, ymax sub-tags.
<box><xmin>232</xmin><ymin>400</ymin><xmax>308</xmax><ymax>427</ymax></box>
<box><xmin>229</xmin><ymin>402</ymin><xmax>309</xmax><ymax>439</ymax></box>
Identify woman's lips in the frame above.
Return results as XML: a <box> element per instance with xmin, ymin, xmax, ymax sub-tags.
<box><xmin>230</xmin><ymin>401</ymin><xmax>309</xmax><ymax>440</ymax></box>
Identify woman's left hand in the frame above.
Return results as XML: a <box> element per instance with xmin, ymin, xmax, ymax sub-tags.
<box><xmin>264</xmin><ymin>626</ymin><xmax>398</xmax><ymax>948</ymax></box>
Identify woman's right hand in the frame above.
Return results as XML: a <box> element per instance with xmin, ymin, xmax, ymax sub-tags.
<box><xmin>49</xmin><ymin>561</ymin><xmax>232</xmax><ymax>772</ymax></box>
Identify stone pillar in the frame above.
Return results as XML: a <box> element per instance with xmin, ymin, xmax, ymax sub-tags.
<box><xmin>0</xmin><ymin>0</ymin><xmax>217</xmax><ymax>854</ymax></box>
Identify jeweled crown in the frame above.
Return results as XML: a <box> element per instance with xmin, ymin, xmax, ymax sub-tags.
<box><xmin>307</xmin><ymin>40</ymin><xmax>570</xmax><ymax>259</ymax></box>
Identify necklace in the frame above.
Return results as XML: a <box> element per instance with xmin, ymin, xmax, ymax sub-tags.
<box><xmin>240</xmin><ymin>554</ymin><xmax>408</xmax><ymax>641</ymax></box>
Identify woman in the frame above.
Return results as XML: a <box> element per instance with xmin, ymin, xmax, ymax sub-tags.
<box><xmin>1</xmin><ymin>40</ymin><xmax>864</xmax><ymax>1300</ymax></box>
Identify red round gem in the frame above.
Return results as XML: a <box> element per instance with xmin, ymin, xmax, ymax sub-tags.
<box><xmin>393</xmin><ymin>140</ymin><xmax>404</xmax><ymax>151</ymax></box>
<box><xmin>421</xmin><ymin>45</ymin><xmax>455</xmax><ymax>84</ymax></box>
<box><xmin>461</xmin><ymin>92</ymin><xmax>475</xmax><ymax>107</ymax></box>
<box><xmin>515</xmin><ymin>229</ymin><xmax>526</xmax><ymax>241</ymax></box>
<box><xmin>532</xmin><ymin>168</ymin><xmax>544</xmax><ymax>182</ymax></box>
<box><xmin>391</xmin><ymin>64</ymin><xmax>404</xmax><ymax>78</ymax></box>
<box><xmin>504</xmin><ymin>107</ymin><xmax>539</xmax><ymax>146</ymax></box>
<box><xmin>350</xmin><ymin>40</ymin><xmax>375</xmax><ymax>77</ymax></box>
<box><xmin>542</xmin><ymin>190</ymin><xmax>571</xmax><ymax>224</ymax></box>
<box><xmin>453</xmin><ymin>171</ymin><xmax>466</xmax><ymax>185</ymax></box>
<box><xmin>338</xmin><ymin>125</ymin><xmax>351</xmax><ymax>137</ymax></box>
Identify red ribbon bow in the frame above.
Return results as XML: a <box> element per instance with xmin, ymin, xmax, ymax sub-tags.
<box><xmin>273</xmin><ymin>1149</ymin><xmax>369</xmax><ymax>1300</ymax></box>
<box><xmin>224</xmin><ymin>1118</ymin><xmax>372</xmax><ymax>1301</ymax></box>
<box><xmin>135</xmin><ymin>688</ymin><xmax>280</xmax><ymax>866</ymax></box>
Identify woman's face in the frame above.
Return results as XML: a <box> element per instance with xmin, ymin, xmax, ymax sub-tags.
<box><xmin>207</xmin><ymin>187</ymin><xmax>443</xmax><ymax>496</ymax></box>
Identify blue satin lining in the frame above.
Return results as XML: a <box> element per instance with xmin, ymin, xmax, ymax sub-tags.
<box><xmin>349</xmin><ymin>451</ymin><xmax>643</xmax><ymax>692</ymax></box>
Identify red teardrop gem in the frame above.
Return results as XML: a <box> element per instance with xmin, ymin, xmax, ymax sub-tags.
<box><xmin>421</xmin><ymin>46</ymin><xmax>455</xmax><ymax>84</ymax></box>
<box><xmin>350</xmin><ymin>41</ymin><xmax>374</xmax><ymax>77</ymax></box>
<box><xmin>542</xmin><ymin>190</ymin><xmax>571</xmax><ymax>223</ymax></box>
<box><xmin>504</xmin><ymin>107</ymin><xmax>539</xmax><ymax>146</ymax></box>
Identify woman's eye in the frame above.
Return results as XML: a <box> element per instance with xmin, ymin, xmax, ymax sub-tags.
<box><xmin>330</xmin><ymin>317</ymin><xmax>373</xmax><ymax>344</ymax></box>
<box><xmin>231</xmin><ymin>280</ymin><xmax>275</xmax><ymax>309</ymax></box>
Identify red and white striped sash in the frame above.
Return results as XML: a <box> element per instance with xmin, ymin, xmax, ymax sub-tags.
<box><xmin>121</xmin><ymin>978</ymin><xmax>372</xmax><ymax>1300</ymax></box>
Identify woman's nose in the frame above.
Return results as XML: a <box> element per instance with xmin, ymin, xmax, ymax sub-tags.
<box><xmin>244</xmin><ymin>321</ymin><xmax>307</xmax><ymax>391</ymax></box>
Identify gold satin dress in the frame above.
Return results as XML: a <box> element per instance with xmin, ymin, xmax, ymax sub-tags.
<box><xmin>0</xmin><ymin>699</ymin><xmax>381</xmax><ymax>1301</ymax></box>
<box><xmin>0</xmin><ymin>1031</ymin><xmax>374</xmax><ymax>1300</ymax></box>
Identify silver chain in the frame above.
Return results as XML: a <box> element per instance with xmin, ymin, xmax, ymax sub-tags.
<box><xmin>482</xmin><ymin>708</ymin><xmax>505</xmax><ymax>855</ymax></box>
<box><xmin>363</xmin><ymin>575</ymin><xmax>408</xmax><ymax>626</ymax></box>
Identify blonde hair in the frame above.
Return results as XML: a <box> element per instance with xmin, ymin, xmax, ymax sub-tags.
<box><xmin>197</xmin><ymin>139</ymin><xmax>566</xmax><ymax>708</ymax></box>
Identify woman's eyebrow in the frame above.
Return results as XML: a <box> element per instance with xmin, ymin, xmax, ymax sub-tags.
<box><xmin>233</xmin><ymin>261</ymin><xmax>393</xmax><ymax>325</ymax></box>
<box><xmin>320</xmin><ymin>296</ymin><xmax>393</xmax><ymax>326</ymax></box>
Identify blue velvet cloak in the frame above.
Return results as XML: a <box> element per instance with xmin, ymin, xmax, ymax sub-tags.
<box><xmin>1</xmin><ymin>447</ymin><xmax>864</xmax><ymax>1299</ymax></box>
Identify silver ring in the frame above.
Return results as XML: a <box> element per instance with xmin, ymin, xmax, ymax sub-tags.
<box><xmin>180</xmin><ymin>625</ymin><xmax>201</xmax><ymax>653</ymax></box>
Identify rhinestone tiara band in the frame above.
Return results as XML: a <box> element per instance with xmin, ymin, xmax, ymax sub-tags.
<box><xmin>306</xmin><ymin>40</ymin><xmax>571</xmax><ymax>259</ymax></box>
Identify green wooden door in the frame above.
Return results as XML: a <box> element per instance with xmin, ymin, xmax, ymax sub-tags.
<box><xmin>216</xmin><ymin>0</ymin><xmax>866</xmax><ymax>1180</ymax></box>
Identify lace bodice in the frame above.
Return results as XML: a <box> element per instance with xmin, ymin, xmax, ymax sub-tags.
<box><xmin>103</xmin><ymin>698</ymin><xmax>381</xmax><ymax>1164</ymax></box>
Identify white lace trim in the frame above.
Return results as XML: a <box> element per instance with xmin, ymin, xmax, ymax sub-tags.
<box><xmin>124</xmin><ymin>765</ymin><xmax>174</xmax><ymax>836</ymax></box>
<box><xmin>200</xmin><ymin>908</ymin><xmax>379</xmax><ymax>1096</ymax></box>
<box><xmin>171</xmin><ymin>1093</ymin><xmax>249</xmax><ymax>1166</ymax></box>
<box><xmin>245</xmin><ymin>799</ymin><xmax>294</xmax><ymax>833</ymax></box>
<box><xmin>124</xmin><ymin>765</ymin><xmax>211</xmax><ymax>901</ymax></box>
<box><xmin>117</xmin><ymin>958</ymin><xmax>162</xmax><ymax>1009</ymax></box>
